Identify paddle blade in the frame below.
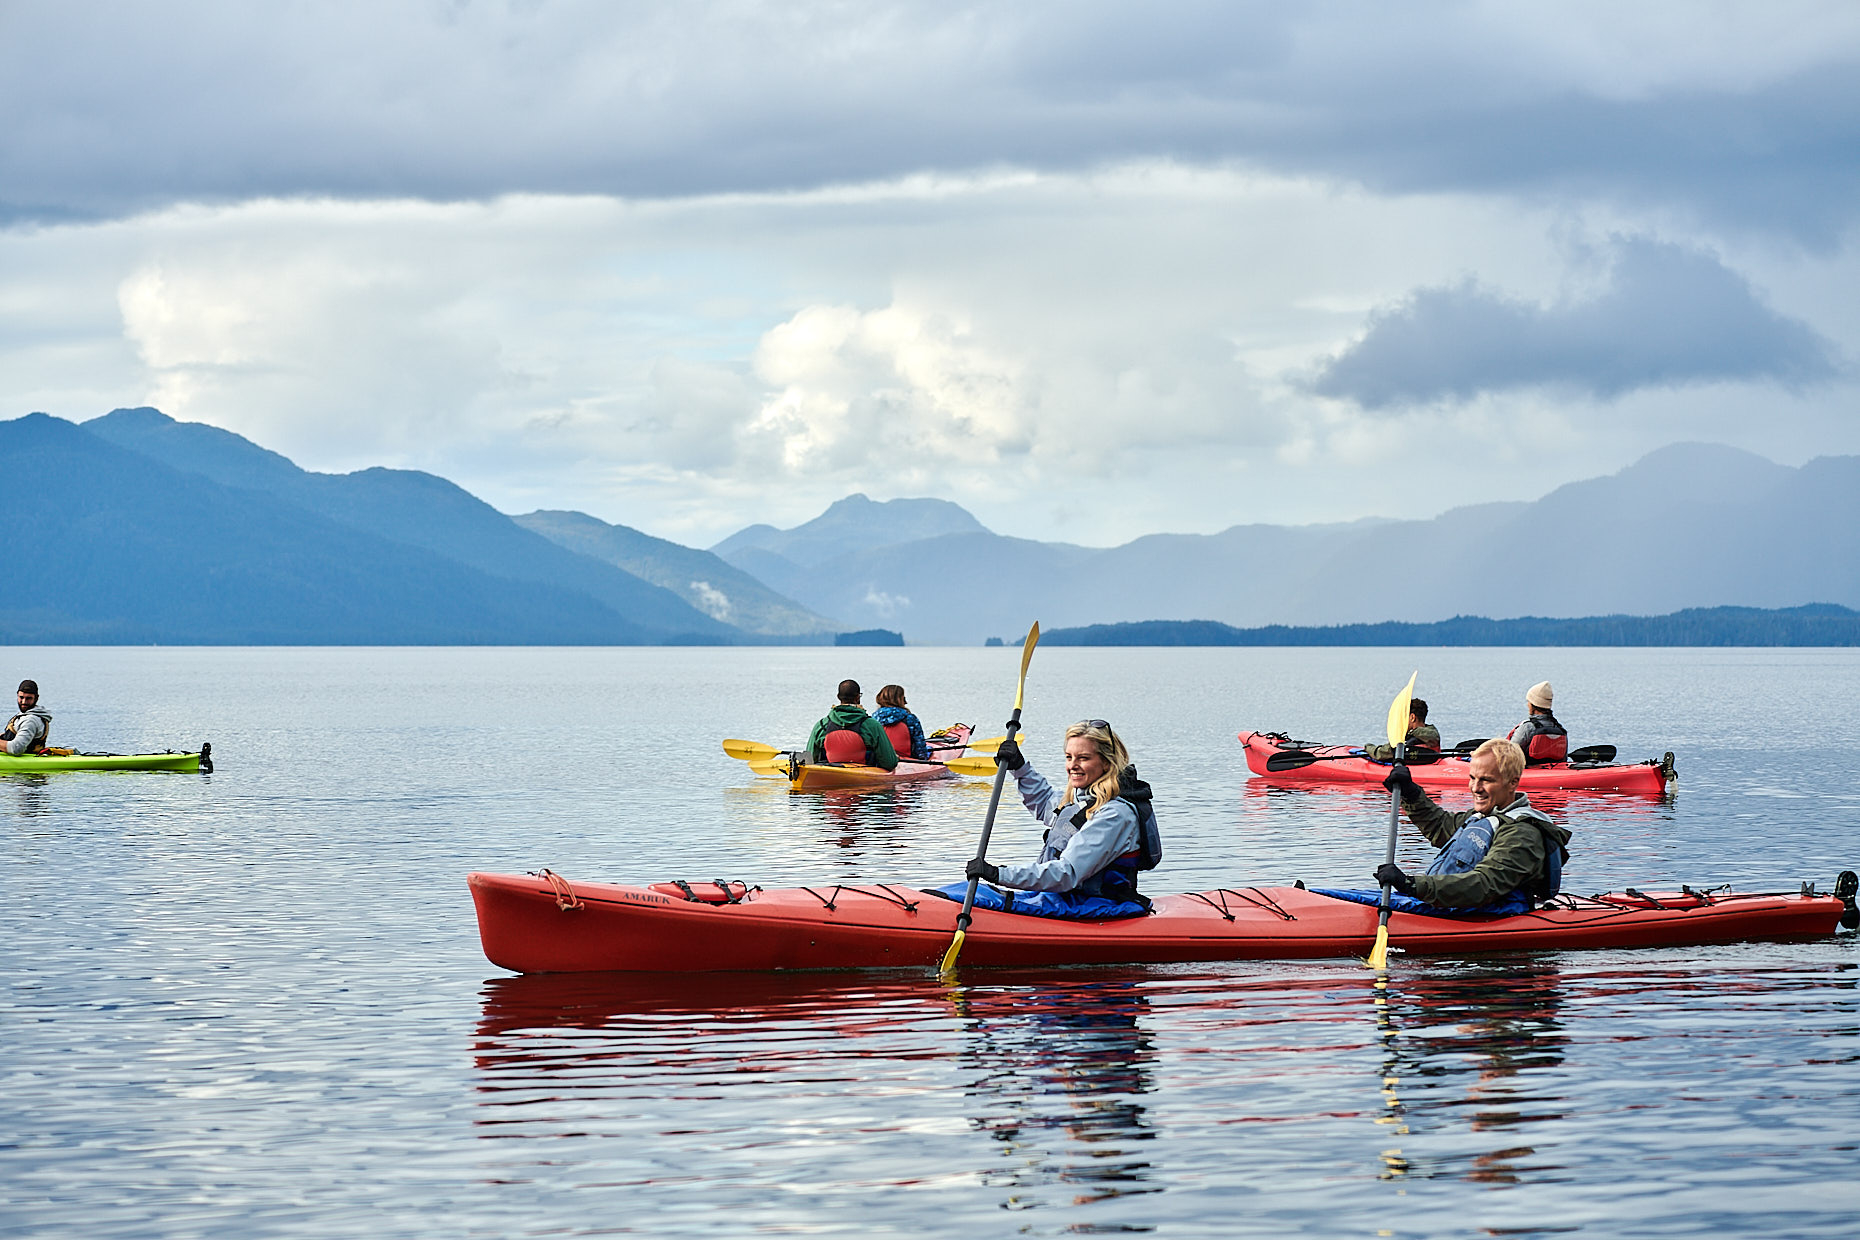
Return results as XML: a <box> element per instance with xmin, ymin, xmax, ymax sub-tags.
<box><xmin>963</xmin><ymin>735</ymin><xmax>1014</xmax><ymax>753</ymax></box>
<box><xmin>1366</xmin><ymin>924</ymin><xmax>1390</xmax><ymax>970</ymax></box>
<box><xmin>1013</xmin><ymin>623</ymin><xmax>1040</xmax><ymax>712</ymax></box>
<box><xmin>747</xmin><ymin>757</ymin><xmax>791</xmax><ymax>777</ymax></box>
<box><xmin>723</xmin><ymin>738</ymin><xmax>781</xmax><ymax>761</ymax></box>
<box><xmin>1386</xmin><ymin>672</ymin><xmax>1418</xmax><ymax>748</ymax></box>
<box><xmin>1264</xmin><ymin>749</ymin><xmax>1322</xmax><ymax>772</ymax></box>
<box><xmin>943</xmin><ymin>754</ymin><xmax>1002</xmax><ymax>777</ymax></box>
<box><xmin>938</xmin><ymin>927</ymin><xmax>967</xmax><ymax>975</ymax></box>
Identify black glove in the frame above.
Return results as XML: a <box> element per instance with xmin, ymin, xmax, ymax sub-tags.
<box><xmin>993</xmin><ymin>738</ymin><xmax>1024</xmax><ymax>771</ymax></box>
<box><xmin>965</xmin><ymin>857</ymin><xmax>1000</xmax><ymax>883</ymax></box>
<box><xmin>1375</xmin><ymin>862</ymin><xmax>1416</xmax><ymax>895</ymax></box>
<box><xmin>1382</xmin><ymin>763</ymin><xmax>1420</xmax><ymax>801</ymax></box>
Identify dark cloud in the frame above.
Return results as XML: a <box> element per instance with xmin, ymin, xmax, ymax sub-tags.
<box><xmin>2</xmin><ymin>3</ymin><xmax>1857</xmax><ymax>239</ymax></box>
<box><xmin>1307</xmin><ymin>238</ymin><xmax>1841</xmax><ymax>408</ymax></box>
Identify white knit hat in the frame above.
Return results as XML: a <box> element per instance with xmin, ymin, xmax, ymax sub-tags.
<box><xmin>1526</xmin><ymin>681</ymin><xmax>1554</xmax><ymax>710</ymax></box>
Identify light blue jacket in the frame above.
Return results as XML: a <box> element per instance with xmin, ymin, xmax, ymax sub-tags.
<box><xmin>993</xmin><ymin>761</ymin><xmax>1141</xmax><ymax>894</ymax></box>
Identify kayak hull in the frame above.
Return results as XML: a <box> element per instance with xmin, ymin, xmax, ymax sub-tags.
<box><xmin>1239</xmin><ymin>730</ymin><xmax>1672</xmax><ymax>796</ymax></box>
<box><xmin>467</xmin><ymin>870</ymin><xmax>1844</xmax><ymax>974</ymax></box>
<box><xmin>791</xmin><ymin>759</ymin><xmax>957</xmax><ymax>791</ymax></box>
<box><xmin>0</xmin><ymin>750</ymin><xmax>204</xmax><ymax>774</ymax></box>
<box><xmin>786</xmin><ymin>723</ymin><xmax>972</xmax><ymax>791</ymax></box>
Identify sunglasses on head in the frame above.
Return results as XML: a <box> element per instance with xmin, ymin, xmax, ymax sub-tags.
<box><xmin>1080</xmin><ymin>719</ymin><xmax>1111</xmax><ymax>731</ymax></box>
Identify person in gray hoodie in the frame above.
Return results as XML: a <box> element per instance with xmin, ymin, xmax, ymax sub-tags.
<box><xmin>4</xmin><ymin>679</ymin><xmax>53</xmax><ymax>755</ymax></box>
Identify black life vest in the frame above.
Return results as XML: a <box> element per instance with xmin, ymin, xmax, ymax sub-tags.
<box><xmin>1056</xmin><ymin>767</ymin><xmax>1163</xmax><ymax>905</ymax></box>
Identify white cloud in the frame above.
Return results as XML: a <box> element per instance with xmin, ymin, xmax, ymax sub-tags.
<box><xmin>2</xmin><ymin>165</ymin><xmax>1857</xmax><ymax>548</ymax></box>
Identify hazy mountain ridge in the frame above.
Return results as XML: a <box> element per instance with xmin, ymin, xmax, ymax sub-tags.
<box><xmin>4</xmin><ymin>413</ymin><xmax>660</xmax><ymax>644</ymax></box>
<box><xmin>713</xmin><ymin>443</ymin><xmax>1860</xmax><ymax>644</ymax></box>
<box><xmin>514</xmin><ymin>509</ymin><xmax>840</xmax><ymax>636</ymax></box>
<box><xmin>84</xmin><ymin>407</ymin><xmax>733</xmax><ymax>640</ymax></box>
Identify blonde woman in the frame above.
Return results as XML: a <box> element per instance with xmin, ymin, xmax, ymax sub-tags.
<box><xmin>961</xmin><ymin>720</ymin><xmax>1160</xmax><ymax>918</ymax></box>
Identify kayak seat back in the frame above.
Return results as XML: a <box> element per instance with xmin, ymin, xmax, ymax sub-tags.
<box><xmin>821</xmin><ymin>729</ymin><xmax>867</xmax><ymax>764</ymax></box>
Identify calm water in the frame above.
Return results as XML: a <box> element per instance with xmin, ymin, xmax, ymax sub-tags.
<box><xmin>3</xmin><ymin>646</ymin><xmax>1857</xmax><ymax>1238</ymax></box>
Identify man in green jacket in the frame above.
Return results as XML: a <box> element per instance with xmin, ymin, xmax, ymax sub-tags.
<box><xmin>1364</xmin><ymin>697</ymin><xmax>1441</xmax><ymax>761</ymax></box>
<box><xmin>806</xmin><ymin>680</ymin><xmax>899</xmax><ymax>769</ymax></box>
<box><xmin>1375</xmin><ymin>738</ymin><xmax>1571</xmax><ymax>912</ymax></box>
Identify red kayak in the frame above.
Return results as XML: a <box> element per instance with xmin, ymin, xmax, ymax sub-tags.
<box><xmin>1239</xmin><ymin>730</ymin><xmax>1675</xmax><ymax>796</ymax></box>
<box><xmin>467</xmin><ymin>869</ymin><xmax>1851</xmax><ymax>974</ymax></box>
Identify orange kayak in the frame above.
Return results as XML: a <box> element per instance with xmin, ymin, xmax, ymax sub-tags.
<box><xmin>1239</xmin><ymin>730</ymin><xmax>1674</xmax><ymax>796</ymax></box>
<box><xmin>780</xmin><ymin>723</ymin><xmax>972</xmax><ymax>791</ymax></box>
<box><xmin>466</xmin><ymin>869</ymin><xmax>1852</xmax><ymax>974</ymax></box>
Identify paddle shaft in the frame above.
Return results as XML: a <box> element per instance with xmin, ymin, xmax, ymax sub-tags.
<box><xmin>1376</xmin><ymin>740</ymin><xmax>1407</xmax><ymax>928</ymax></box>
<box><xmin>951</xmin><ymin>712</ymin><xmax>1022</xmax><ymax>936</ymax></box>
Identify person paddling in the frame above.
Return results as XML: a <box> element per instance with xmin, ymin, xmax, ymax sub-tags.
<box><xmin>1375</xmin><ymin>738</ymin><xmax>1570</xmax><ymax>916</ymax></box>
<box><xmin>956</xmin><ymin>720</ymin><xmax>1161</xmax><ymax>918</ymax></box>
<box><xmin>872</xmin><ymin>684</ymin><xmax>930</xmax><ymax>761</ymax></box>
<box><xmin>3</xmin><ymin>679</ymin><xmax>52</xmax><ymax>755</ymax></box>
<box><xmin>1508</xmin><ymin>681</ymin><xmax>1568</xmax><ymax>765</ymax></box>
<box><xmin>1365</xmin><ymin>696</ymin><xmax>1441</xmax><ymax>760</ymax></box>
<box><xmin>806</xmin><ymin>679</ymin><xmax>899</xmax><ymax>770</ymax></box>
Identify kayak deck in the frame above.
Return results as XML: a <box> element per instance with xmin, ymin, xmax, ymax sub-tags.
<box><xmin>1239</xmin><ymin>730</ymin><xmax>1673</xmax><ymax>795</ymax></box>
<box><xmin>0</xmin><ymin>747</ymin><xmax>208</xmax><ymax>774</ymax></box>
<box><xmin>467</xmin><ymin>870</ymin><xmax>1847</xmax><ymax>974</ymax></box>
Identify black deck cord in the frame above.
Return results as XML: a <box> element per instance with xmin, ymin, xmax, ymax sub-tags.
<box><xmin>1624</xmin><ymin>888</ymin><xmax>1669</xmax><ymax>909</ymax></box>
<box><xmin>1184</xmin><ymin>890</ymin><xmax>1237</xmax><ymax>922</ymax></box>
<box><xmin>866</xmin><ymin>884</ymin><xmax>920</xmax><ymax>912</ymax></box>
<box><xmin>800</xmin><ymin>885</ymin><xmax>841</xmax><ymax>911</ymax></box>
<box><xmin>1233</xmin><ymin>887</ymin><xmax>1297</xmax><ymax>920</ymax></box>
<box><xmin>713</xmin><ymin>879</ymin><xmax>746</xmax><ymax>904</ymax></box>
<box><xmin>672</xmin><ymin>879</ymin><xmax>698</xmax><ymax>901</ymax></box>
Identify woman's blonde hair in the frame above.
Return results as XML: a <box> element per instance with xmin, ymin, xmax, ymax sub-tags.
<box><xmin>876</xmin><ymin>684</ymin><xmax>907</xmax><ymax>709</ymax></box>
<box><xmin>1059</xmin><ymin>719</ymin><xmax>1131</xmax><ymax>819</ymax></box>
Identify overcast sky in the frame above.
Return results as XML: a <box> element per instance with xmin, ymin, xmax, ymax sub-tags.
<box><xmin>3</xmin><ymin>1</ymin><xmax>1857</xmax><ymax>546</ymax></box>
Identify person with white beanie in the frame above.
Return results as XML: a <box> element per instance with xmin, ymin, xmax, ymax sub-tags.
<box><xmin>1507</xmin><ymin>681</ymin><xmax>1568</xmax><ymax>765</ymax></box>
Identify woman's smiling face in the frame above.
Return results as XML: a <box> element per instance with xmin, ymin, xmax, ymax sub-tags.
<box><xmin>1064</xmin><ymin>735</ymin><xmax>1108</xmax><ymax>788</ymax></box>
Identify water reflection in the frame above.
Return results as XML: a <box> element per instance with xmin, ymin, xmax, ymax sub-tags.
<box><xmin>1374</xmin><ymin>960</ymin><xmax>1569</xmax><ymax>1185</ymax></box>
<box><xmin>951</xmin><ymin>971</ymin><xmax>1159</xmax><ymax>1218</ymax></box>
<box><xmin>473</xmin><ymin>968</ymin><xmax>1161</xmax><ymax>1224</ymax></box>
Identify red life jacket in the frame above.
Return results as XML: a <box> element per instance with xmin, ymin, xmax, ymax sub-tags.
<box><xmin>883</xmin><ymin>721</ymin><xmax>913</xmax><ymax>756</ymax></box>
<box><xmin>1525</xmin><ymin>731</ymin><xmax>1568</xmax><ymax>763</ymax></box>
<box><xmin>821</xmin><ymin>729</ymin><xmax>868</xmax><ymax>764</ymax></box>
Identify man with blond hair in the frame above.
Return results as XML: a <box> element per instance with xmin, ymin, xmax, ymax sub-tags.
<box><xmin>1375</xmin><ymin>738</ymin><xmax>1571</xmax><ymax>914</ymax></box>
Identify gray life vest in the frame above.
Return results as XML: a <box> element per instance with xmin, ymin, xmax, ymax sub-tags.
<box><xmin>1424</xmin><ymin>796</ymin><xmax>1566</xmax><ymax>898</ymax></box>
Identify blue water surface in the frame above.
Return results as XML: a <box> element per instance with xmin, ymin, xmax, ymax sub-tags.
<box><xmin>2</xmin><ymin>646</ymin><xmax>1857</xmax><ymax>1238</ymax></box>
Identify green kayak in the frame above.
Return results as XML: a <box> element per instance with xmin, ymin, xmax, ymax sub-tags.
<box><xmin>0</xmin><ymin>742</ymin><xmax>211</xmax><ymax>774</ymax></box>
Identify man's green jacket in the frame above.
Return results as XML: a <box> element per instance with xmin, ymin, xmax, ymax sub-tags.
<box><xmin>807</xmin><ymin>703</ymin><xmax>899</xmax><ymax>770</ymax></box>
<box><xmin>1401</xmin><ymin>787</ymin><xmax>1571</xmax><ymax>909</ymax></box>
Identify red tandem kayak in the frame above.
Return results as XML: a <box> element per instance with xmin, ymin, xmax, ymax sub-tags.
<box><xmin>1239</xmin><ymin>730</ymin><xmax>1675</xmax><ymax>796</ymax></box>
<box><xmin>466</xmin><ymin>869</ymin><xmax>1852</xmax><ymax>974</ymax></box>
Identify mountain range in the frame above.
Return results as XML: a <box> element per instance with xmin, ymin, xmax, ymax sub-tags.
<box><xmin>6</xmin><ymin>405</ymin><xmax>1855</xmax><ymax>645</ymax></box>
<box><xmin>7</xmin><ymin>408</ymin><xmax>835</xmax><ymax>644</ymax></box>
<box><xmin>712</xmin><ymin>444</ymin><xmax>1860</xmax><ymax>644</ymax></box>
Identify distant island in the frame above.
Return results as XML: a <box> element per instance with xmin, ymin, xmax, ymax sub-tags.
<box><xmin>1042</xmin><ymin>604</ymin><xmax>1860</xmax><ymax>646</ymax></box>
